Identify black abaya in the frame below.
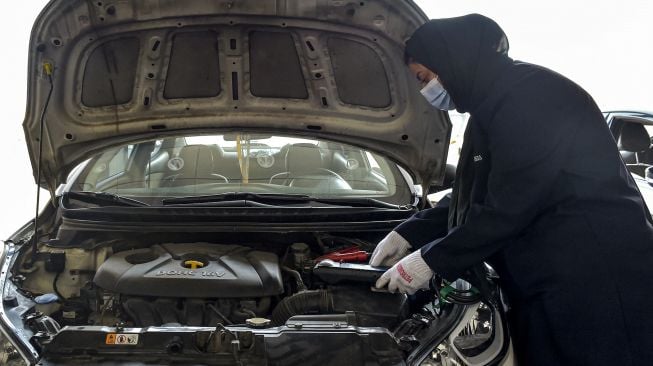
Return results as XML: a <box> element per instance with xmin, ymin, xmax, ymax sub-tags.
<box><xmin>401</xmin><ymin>14</ymin><xmax>653</xmax><ymax>365</ymax></box>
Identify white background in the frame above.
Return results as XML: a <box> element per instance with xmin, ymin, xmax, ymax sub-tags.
<box><xmin>1</xmin><ymin>0</ymin><xmax>652</xmax><ymax>238</ymax></box>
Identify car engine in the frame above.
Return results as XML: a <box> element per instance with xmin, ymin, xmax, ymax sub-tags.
<box><xmin>17</xmin><ymin>237</ymin><xmax>410</xmax><ymax>330</ymax></box>
<box><xmin>95</xmin><ymin>244</ymin><xmax>284</xmax><ymax>298</ymax></box>
<box><xmin>93</xmin><ymin>243</ymin><xmax>284</xmax><ymax>326</ymax></box>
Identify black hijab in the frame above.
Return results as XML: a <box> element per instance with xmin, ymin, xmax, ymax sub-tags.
<box><xmin>406</xmin><ymin>15</ymin><xmax>513</xmax><ymax>228</ymax></box>
<box><xmin>405</xmin><ymin>14</ymin><xmax>512</xmax><ymax>115</ymax></box>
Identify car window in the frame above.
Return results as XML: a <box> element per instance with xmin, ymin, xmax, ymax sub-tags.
<box><xmin>645</xmin><ymin>125</ymin><xmax>653</xmax><ymax>137</ymax></box>
<box><xmin>74</xmin><ymin>133</ymin><xmax>413</xmax><ymax>205</ymax></box>
<box><xmin>107</xmin><ymin>146</ymin><xmax>133</xmax><ymax>177</ymax></box>
<box><xmin>89</xmin><ymin>145</ymin><xmax>135</xmax><ymax>183</ymax></box>
<box><xmin>150</xmin><ymin>140</ymin><xmax>162</xmax><ymax>156</ymax></box>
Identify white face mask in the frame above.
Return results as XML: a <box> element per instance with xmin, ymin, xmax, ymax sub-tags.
<box><xmin>420</xmin><ymin>78</ymin><xmax>456</xmax><ymax>111</ymax></box>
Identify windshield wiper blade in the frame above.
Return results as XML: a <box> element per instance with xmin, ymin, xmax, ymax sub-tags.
<box><xmin>161</xmin><ymin>192</ymin><xmax>408</xmax><ymax>209</ymax></box>
<box><xmin>161</xmin><ymin>192</ymin><xmax>312</xmax><ymax>205</ymax></box>
<box><xmin>64</xmin><ymin>191</ymin><xmax>149</xmax><ymax>207</ymax></box>
<box><xmin>307</xmin><ymin>197</ymin><xmax>410</xmax><ymax>210</ymax></box>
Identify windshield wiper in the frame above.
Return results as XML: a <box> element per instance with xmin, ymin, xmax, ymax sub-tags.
<box><xmin>161</xmin><ymin>192</ymin><xmax>408</xmax><ymax>209</ymax></box>
<box><xmin>64</xmin><ymin>191</ymin><xmax>149</xmax><ymax>207</ymax></box>
<box><xmin>161</xmin><ymin>192</ymin><xmax>311</xmax><ymax>205</ymax></box>
<box><xmin>306</xmin><ymin>197</ymin><xmax>410</xmax><ymax>209</ymax></box>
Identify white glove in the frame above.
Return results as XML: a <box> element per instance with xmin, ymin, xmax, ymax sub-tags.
<box><xmin>369</xmin><ymin>231</ymin><xmax>412</xmax><ymax>267</ymax></box>
<box><xmin>375</xmin><ymin>250</ymin><xmax>434</xmax><ymax>295</ymax></box>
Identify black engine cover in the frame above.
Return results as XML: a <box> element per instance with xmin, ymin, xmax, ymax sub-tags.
<box><xmin>94</xmin><ymin>243</ymin><xmax>283</xmax><ymax>298</ymax></box>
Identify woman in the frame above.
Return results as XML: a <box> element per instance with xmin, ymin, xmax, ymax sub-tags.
<box><xmin>372</xmin><ymin>14</ymin><xmax>653</xmax><ymax>365</ymax></box>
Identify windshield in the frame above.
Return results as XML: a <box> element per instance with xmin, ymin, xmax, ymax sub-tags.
<box><xmin>70</xmin><ymin>133</ymin><xmax>413</xmax><ymax>205</ymax></box>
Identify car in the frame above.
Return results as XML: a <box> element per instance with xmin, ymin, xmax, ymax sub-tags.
<box><xmin>0</xmin><ymin>1</ymin><xmax>514</xmax><ymax>365</ymax></box>
<box><xmin>604</xmin><ymin>111</ymin><xmax>653</xmax><ymax>209</ymax></box>
<box><xmin>605</xmin><ymin>111</ymin><xmax>653</xmax><ymax>174</ymax></box>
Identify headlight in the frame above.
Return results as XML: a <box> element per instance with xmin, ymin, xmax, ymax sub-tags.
<box><xmin>419</xmin><ymin>279</ymin><xmax>513</xmax><ymax>366</ymax></box>
<box><xmin>420</xmin><ymin>301</ymin><xmax>513</xmax><ymax>366</ymax></box>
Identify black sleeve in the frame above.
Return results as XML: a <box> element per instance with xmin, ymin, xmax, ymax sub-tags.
<box><xmin>420</xmin><ymin>84</ymin><xmax>586</xmax><ymax>280</ymax></box>
<box><xmin>395</xmin><ymin>205</ymin><xmax>450</xmax><ymax>249</ymax></box>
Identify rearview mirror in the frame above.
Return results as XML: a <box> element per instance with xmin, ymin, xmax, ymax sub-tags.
<box><xmin>223</xmin><ymin>133</ymin><xmax>271</xmax><ymax>141</ymax></box>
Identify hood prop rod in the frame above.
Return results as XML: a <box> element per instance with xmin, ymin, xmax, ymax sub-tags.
<box><xmin>30</xmin><ymin>62</ymin><xmax>54</xmax><ymax>265</ymax></box>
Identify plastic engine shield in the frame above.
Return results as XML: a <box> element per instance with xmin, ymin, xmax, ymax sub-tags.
<box><xmin>94</xmin><ymin>243</ymin><xmax>283</xmax><ymax>298</ymax></box>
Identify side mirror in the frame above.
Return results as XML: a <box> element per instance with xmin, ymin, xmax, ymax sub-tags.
<box><xmin>646</xmin><ymin>166</ymin><xmax>653</xmax><ymax>186</ymax></box>
<box><xmin>428</xmin><ymin>164</ymin><xmax>456</xmax><ymax>194</ymax></box>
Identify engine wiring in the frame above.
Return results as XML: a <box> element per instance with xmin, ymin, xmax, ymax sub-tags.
<box><xmin>52</xmin><ymin>272</ymin><xmax>65</xmax><ymax>301</ymax></box>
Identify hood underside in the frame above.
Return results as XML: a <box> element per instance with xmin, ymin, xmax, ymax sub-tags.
<box><xmin>24</xmin><ymin>0</ymin><xmax>451</xmax><ymax>191</ymax></box>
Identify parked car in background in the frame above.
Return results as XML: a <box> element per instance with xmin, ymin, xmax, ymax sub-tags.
<box><xmin>605</xmin><ymin>111</ymin><xmax>653</xmax><ymax>209</ymax></box>
<box><xmin>605</xmin><ymin>111</ymin><xmax>653</xmax><ymax>172</ymax></box>
<box><xmin>0</xmin><ymin>1</ymin><xmax>513</xmax><ymax>365</ymax></box>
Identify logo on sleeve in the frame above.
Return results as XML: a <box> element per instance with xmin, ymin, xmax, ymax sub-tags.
<box><xmin>473</xmin><ymin>155</ymin><xmax>483</xmax><ymax>162</ymax></box>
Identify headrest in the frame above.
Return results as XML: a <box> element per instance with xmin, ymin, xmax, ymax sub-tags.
<box><xmin>177</xmin><ymin>145</ymin><xmax>214</xmax><ymax>176</ymax></box>
<box><xmin>285</xmin><ymin>143</ymin><xmax>322</xmax><ymax>173</ymax></box>
<box><xmin>211</xmin><ymin>143</ymin><xmax>225</xmax><ymax>159</ymax></box>
<box><xmin>618</xmin><ymin>122</ymin><xmax>651</xmax><ymax>152</ymax></box>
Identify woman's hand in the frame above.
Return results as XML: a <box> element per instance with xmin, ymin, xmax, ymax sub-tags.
<box><xmin>369</xmin><ymin>231</ymin><xmax>412</xmax><ymax>267</ymax></box>
<box><xmin>375</xmin><ymin>250</ymin><xmax>433</xmax><ymax>295</ymax></box>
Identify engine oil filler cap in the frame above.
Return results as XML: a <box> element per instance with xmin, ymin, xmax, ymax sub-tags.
<box><xmin>183</xmin><ymin>260</ymin><xmax>205</xmax><ymax>269</ymax></box>
<box><xmin>246</xmin><ymin>317</ymin><xmax>271</xmax><ymax>328</ymax></box>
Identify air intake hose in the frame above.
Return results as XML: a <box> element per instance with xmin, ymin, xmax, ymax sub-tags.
<box><xmin>271</xmin><ymin>290</ymin><xmax>333</xmax><ymax>326</ymax></box>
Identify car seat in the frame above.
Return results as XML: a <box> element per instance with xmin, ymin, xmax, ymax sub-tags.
<box><xmin>269</xmin><ymin>143</ymin><xmax>351</xmax><ymax>190</ymax></box>
<box><xmin>162</xmin><ymin>145</ymin><xmax>229</xmax><ymax>186</ymax></box>
<box><xmin>617</xmin><ymin>122</ymin><xmax>652</xmax><ymax>177</ymax></box>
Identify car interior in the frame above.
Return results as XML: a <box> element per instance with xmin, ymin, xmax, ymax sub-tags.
<box><xmin>613</xmin><ymin>120</ymin><xmax>653</xmax><ymax>177</ymax></box>
<box><xmin>84</xmin><ymin>135</ymin><xmax>396</xmax><ymax>198</ymax></box>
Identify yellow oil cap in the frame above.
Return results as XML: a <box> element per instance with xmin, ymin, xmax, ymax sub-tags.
<box><xmin>183</xmin><ymin>260</ymin><xmax>205</xmax><ymax>269</ymax></box>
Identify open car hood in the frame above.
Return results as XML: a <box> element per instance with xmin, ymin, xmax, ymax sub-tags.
<box><xmin>24</xmin><ymin>0</ymin><xmax>450</xmax><ymax>192</ymax></box>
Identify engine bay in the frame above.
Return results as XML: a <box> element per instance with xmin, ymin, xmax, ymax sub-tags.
<box><xmin>13</xmin><ymin>234</ymin><xmax>411</xmax><ymax>331</ymax></box>
<box><xmin>0</xmin><ymin>227</ymin><xmax>508</xmax><ymax>365</ymax></box>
